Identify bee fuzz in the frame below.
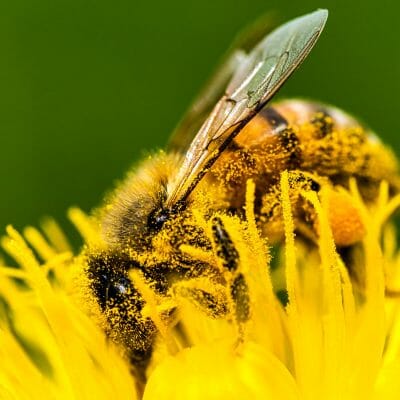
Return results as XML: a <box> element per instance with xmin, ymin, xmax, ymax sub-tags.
<box><xmin>324</xmin><ymin>189</ymin><xmax>366</xmax><ymax>247</ymax></box>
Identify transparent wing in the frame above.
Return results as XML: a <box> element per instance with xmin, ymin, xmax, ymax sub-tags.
<box><xmin>167</xmin><ymin>50</ymin><xmax>246</xmax><ymax>152</ymax></box>
<box><xmin>168</xmin><ymin>13</ymin><xmax>277</xmax><ymax>152</ymax></box>
<box><xmin>166</xmin><ymin>9</ymin><xmax>328</xmax><ymax>209</ymax></box>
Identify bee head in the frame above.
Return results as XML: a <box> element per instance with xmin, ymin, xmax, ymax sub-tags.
<box><xmin>86</xmin><ymin>251</ymin><xmax>171</xmax><ymax>361</ymax></box>
<box><xmin>85</xmin><ymin>248</ymin><xmax>189</xmax><ymax>369</ymax></box>
<box><xmin>100</xmin><ymin>152</ymin><xmax>183</xmax><ymax>250</ymax></box>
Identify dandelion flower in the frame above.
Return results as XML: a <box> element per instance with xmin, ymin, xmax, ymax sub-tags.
<box><xmin>1</xmin><ymin>169</ymin><xmax>400</xmax><ymax>399</ymax></box>
<box><xmin>0</xmin><ymin>219</ymin><xmax>137</xmax><ymax>399</ymax></box>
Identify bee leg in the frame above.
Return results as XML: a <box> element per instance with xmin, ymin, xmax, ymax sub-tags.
<box><xmin>211</xmin><ymin>216</ymin><xmax>239</xmax><ymax>272</ymax></box>
<box><xmin>211</xmin><ymin>217</ymin><xmax>250</xmax><ymax>323</ymax></box>
<box><xmin>174</xmin><ymin>283</ymin><xmax>229</xmax><ymax>318</ymax></box>
<box><xmin>230</xmin><ymin>272</ymin><xmax>250</xmax><ymax>323</ymax></box>
<box><xmin>260</xmin><ymin>171</ymin><xmax>322</xmax><ymax>243</ymax></box>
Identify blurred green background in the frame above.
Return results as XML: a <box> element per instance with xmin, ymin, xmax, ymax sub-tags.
<box><xmin>1</xmin><ymin>0</ymin><xmax>399</xmax><ymax>236</ymax></box>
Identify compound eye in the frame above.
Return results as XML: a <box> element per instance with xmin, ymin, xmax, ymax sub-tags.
<box><xmin>97</xmin><ymin>271</ymin><xmax>134</xmax><ymax>308</ymax></box>
<box><xmin>148</xmin><ymin>208</ymin><xmax>170</xmax><ymax>232</ymax></box>
<box><xmin>110</xmin><ymin>275</ymin><xmax>131</xmax><ymax>296</ymax></box>
<box><xmin>87</xmin><ymin>253</ymin><xmax>139</xmax><ymax>309</ymax></box>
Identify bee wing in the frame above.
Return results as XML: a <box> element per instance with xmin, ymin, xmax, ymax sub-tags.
<box><xmin>168</xmin><ymin>13</ymin><xmax>278</xmax><ymax>152</ymax></box>
<box><xmin>166</xmin><ymin>9</ymin><xmax>328</xmax><ymax>209</ymax></box>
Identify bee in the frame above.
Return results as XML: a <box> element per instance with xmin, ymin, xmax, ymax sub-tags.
<box><xmin>85</xmin><ymin>9</ymin><xmax>399</xmax><ymax>383</ymax></box>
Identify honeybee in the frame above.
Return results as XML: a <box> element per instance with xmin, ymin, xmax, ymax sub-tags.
<box><xmin>85</xmin><ymin>9</ymin><xmax>399</xmax><ymax>384</ymax></box>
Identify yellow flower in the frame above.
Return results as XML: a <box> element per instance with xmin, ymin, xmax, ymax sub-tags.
<box><xmin>0</xmin><ymin>217</ymin><xmax>137</xmax><ymax>400</ymax></box>
<box><xmin>1</xmin><ymin>172</ymin><xmax>400</xmax><ymax>399</ymax></box>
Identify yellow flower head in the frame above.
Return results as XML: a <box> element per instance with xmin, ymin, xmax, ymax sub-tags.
<box><xmin>1</xmin><ymin>169</ymin><xmax>400</xmax><ymax>399</ymax></box>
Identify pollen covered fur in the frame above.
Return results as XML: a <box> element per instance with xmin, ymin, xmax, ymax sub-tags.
<box><xmin>82</xmin><ymin>100</ymin><xmax>400</xmax><ymax>385</ymax></box>
<box><xmin>203</xmin><ymin>100</ymin><xmax>399</xmax><ymax>245</ymax></box>
<box><xmin>99</xmin><ymin>151</ymin><xmax>182</xmax><ymax>250</ymax></box>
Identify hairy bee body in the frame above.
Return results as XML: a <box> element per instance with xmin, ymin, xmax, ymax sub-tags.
<box><xmin>208</xmin><ymin>99</ymin><xmax>399</xmax><ymax>243</ymax></box>
<box><xmin>103</xmin><ymin>99</ymin><xmax>399</xmax><ymax>250</ymax></box>
<box><xmin>87</xmin><ymin>99</ymin><xmax>399</xmax><ymax>381</ymax></box>
<box><xmin>82</xmin><ymin>11</ymin><xmax>399</xmax><ymax>385</ymax></box>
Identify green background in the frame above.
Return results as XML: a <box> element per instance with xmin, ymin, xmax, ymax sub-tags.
<box><xmin>1</xmin><ymin>0</ymin><xmax>399</xmax><ymax>237</ymax></box>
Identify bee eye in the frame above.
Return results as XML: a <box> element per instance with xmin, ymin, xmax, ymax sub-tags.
<box><xmin>310</xmin><ymin>180</ymin><xmax>320</xmax><ymax>192</ymax></box>
<box><xmin>111</xmin><ymin>276</ymin><xmax>130</xmax><ymax>296</ymax></box>
<box><xmin>148</xmin><ymin>208</ymin><xmax>170</xmax><ymax>232</ymax></box>
<box><xmin>96</xmin><ymin>271</ymin><xmax>134</xmax><ymax>307</ymax></box>
<box><xmin>87</xmin><ymin>253</ymin><xmax>139</xmax><ymax>309</ymax></box>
